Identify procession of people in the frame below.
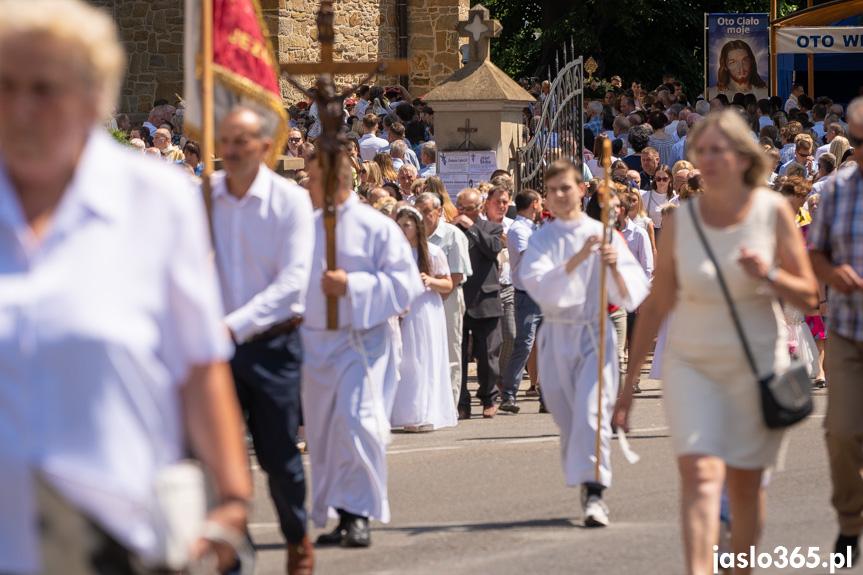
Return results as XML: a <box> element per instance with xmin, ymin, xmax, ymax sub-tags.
<box><xmin>1</xmin><ymin>1</ymin><xmax>863</xmax><ymax>574</ymax></box>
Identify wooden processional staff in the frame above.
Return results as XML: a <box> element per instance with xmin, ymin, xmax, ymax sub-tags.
<box><xmin>595</xmin><ymin>137</ymin><xmax>615</xmax><ymax>483</ymax></box>
<box><xmin>280</xmin><ymin>0</ymin><xmax>410</xmax><ymax>329</ymax></box>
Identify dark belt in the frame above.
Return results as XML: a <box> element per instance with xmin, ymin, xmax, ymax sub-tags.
<box><xmin>248</xmin><ymin>316</ymin><xmax>303</xmax><ymax>342</ymax></box>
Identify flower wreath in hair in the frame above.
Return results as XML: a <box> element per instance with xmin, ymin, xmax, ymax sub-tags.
<box><xmin>396</xmin><ymin>205</ymin><xmax>423</xmax><ymax>220</ymax></box>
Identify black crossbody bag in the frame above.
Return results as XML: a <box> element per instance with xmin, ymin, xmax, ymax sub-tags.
<box><xmin>688</xmin><ymin>200</ymin><xmax>813</xmax><ymax>429</ymax></box>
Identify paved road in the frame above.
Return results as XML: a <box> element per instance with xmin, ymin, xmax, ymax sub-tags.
<box><xmin>247</xmin><ymin>366</ymin><xmax>855</xmax><ymax>575</ymax></box>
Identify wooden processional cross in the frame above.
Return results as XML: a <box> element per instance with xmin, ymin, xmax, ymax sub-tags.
<box><xmin>280</xmin><ymin>0</ymin><xmax>410</xmax><ymax>330</ymax></box>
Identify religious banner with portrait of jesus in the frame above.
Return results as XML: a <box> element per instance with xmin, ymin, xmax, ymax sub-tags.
<box><xmin>705</xmin><ymin>13</ymin><xmax>770</xmax><ymax>101</ymax></box>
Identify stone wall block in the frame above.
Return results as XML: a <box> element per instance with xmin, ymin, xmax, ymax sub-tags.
<box><xmin>258</xmin><ymin>0</ymin><xmax>283</xmax><ymax>10</ymax></box>
<box><xmin>152</xmin><ymin>11</ymin><xmax>168</xmax><ymax>33</ymax></box>
<box><xmin>166</xmin><ymin>54</ymin><xmax>181</xmax><ymax>71</ymax></box>
<box><xmin>131</xmin><ymin>2</ymin><xmax>148</xmax><ymax>18</ymax></box>
<box><xmin>157</xmin><ymin>42</ymin><xmax>184</xmax><ymax>55</ymax></box>
<box><xmin>409</xmin><ymin>35</ymin><xmax>433</xmax><ymax>52</ymax></box>
<box><xmin>114</xmin><ymin>2</ymin><xmax>133</xmax><ymax>18</ymax></box>
<box><xmin>128</xmin><ymin>53</ymin><xmax>142</xmax><ymax>75</ymax></box>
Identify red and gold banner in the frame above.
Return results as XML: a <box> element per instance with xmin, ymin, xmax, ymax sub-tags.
<box><xmin>185</xmin><ymin>0</ymin><xmax>287</xmax><ymax>166</ymax></box>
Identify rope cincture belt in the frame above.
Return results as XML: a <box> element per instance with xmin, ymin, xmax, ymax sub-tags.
<box><xmin>542</xmin><ymin>315</ymin><xmax>641</xmax><ymax>465</ymax></box>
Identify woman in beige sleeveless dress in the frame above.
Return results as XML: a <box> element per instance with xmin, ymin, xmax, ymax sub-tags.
<box><xmin>614</xmin><ymin>111</ymin><xmax>818</xmax><ymax>575</ymax></box>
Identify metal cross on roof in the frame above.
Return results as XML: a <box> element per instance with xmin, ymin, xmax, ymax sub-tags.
<box><xmin>456</xmin><ymin>5</ymin><xmax>502</xmax><ymax>64</ymax></box>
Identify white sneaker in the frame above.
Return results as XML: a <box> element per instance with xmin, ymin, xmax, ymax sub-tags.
<box><xmin>582</xmin><ymin>487</ymin><xmax>610</xmax><ymax>527</ymax></box>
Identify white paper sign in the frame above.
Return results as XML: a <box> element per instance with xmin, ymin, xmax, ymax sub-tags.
<box><xmin>467</xmin><ymin>173</ymin><xmax>495</xmax><ymax>188</ymax></box>
<box><xmin>438</xmin><ymin>173</ymin><xmax>470</xmax><ymax>203</ymax></box>
<box><xmin>469</xmin><ymin>151</ymin><xmax>497</xmax><ymax>172</ymax></box>
<box><xmin>438</xmin><ymin>151</ymin><xmax>470</xmax><ymax>173</ymax></box>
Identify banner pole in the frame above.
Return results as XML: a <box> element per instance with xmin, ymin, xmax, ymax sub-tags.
<box><xmin>703</xmin><ymin>13</ymin><xmax>708</xmax><ymax>100</ymax></box>
<box><xmin>806</xmin><ymin>0</ymin><xmax>815</xmax><ymax>97</ymax></box>
<box><xmin>202</xmin><ymin>0</ymin><xmax>216</xmax><ymax>241</ymax></box>
<box><xmin>770</xmin><ymin>0</ymin><xmax>778</xmax><ymax>98</ymax></box>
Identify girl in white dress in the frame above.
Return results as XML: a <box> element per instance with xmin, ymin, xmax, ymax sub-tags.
<box><xmin>391</xmin><ymin>206</ymin><xmax>457</xmax><ymax>432</ymax></box>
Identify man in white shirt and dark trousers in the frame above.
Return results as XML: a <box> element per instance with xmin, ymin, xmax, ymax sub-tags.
<box><xmin>500</xmin><ymin>190</ymin><xmax>545</xmax><ymax>413</ymax></box>
<box><xmin>416</xmin><ymin>192</ymin><xmax>473</xmax><ymax>405</ymax></box>
<box><xmin>211</xmin><ymin>107</ymin><xmax>316</xmax><ymax>574</ymax></box>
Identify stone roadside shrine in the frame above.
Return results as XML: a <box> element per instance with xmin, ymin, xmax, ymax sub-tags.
<box><xmin>423</xmin><ymin>4</ymin><xmax>534</xmax><ymax>201</ymax></box>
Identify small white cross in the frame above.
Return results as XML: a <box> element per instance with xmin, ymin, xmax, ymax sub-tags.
<box><xmin>456</xmin><ymin>5</ymin><xmax>502</xmax><ymax>64</ymax></box>
<box><xmin>464</xmin><ymin>14</ymin><xmax>489</xmax><ymax>43</ymax></box>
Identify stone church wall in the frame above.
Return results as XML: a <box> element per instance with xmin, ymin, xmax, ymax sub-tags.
<box><xmin>88</xmin><ymin>0</ymin><xmax>468</xmax><ymax>115</ymax></box>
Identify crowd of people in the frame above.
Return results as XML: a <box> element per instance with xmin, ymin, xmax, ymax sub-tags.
<box><xmin>2</xmin><ymin>1</ymin><xmax>863</xmax><ymax>575</ymax></box>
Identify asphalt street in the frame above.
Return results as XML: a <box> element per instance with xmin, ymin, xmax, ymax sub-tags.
<box><xmin>247</xmin><ymin>362</ymin><xmax>855</xmax><ymax>575</ymax></box>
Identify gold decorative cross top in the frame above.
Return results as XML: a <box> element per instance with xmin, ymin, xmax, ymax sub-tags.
<box><xmin>279</xmin><ymin>1</ymin><xmax>411</xmax><ymax>330</ymax></box>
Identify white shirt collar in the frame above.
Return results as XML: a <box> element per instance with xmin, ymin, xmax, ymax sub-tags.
<box><xmin>211</xmin><ymin>164</ymin><xmax>271</xmax><ymax>204</ymax></box>
<box><xmin>0</xmin><ymin>130</ymin><xmax>126</xmax><ymax>235</ymax></box>
<box><xmin>514</xmin><ymin>214</ymin><xmax>536</xmax><ymax>229</ymax></box>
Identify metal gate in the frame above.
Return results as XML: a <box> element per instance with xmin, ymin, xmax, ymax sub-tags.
<box><xmin>517</xmin><ymin>43</ymin><xmax>584</xmax><ymax>193</ymax></box>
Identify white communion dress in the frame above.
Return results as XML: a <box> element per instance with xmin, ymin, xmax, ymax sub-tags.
<box><xmin>391</xmin><ymin>243</ymin><xmax>458</xmax><ymax>430</ymax></box>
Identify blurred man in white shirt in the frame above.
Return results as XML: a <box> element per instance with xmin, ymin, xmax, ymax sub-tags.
<box><xmin>212</xmin><ymin>107</ymin><xmax>316</xmax><ymax>574</ymax></box>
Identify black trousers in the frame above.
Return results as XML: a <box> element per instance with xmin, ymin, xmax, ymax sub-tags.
<box><xmin>460</xmin><ymin>314</ymin><xmax>502</xmax><ymax>413</ymax></box>
<box><xmin>231</xmin><ymin>329</ymin><xmax>307</xmax><ymax>544</ymax></box>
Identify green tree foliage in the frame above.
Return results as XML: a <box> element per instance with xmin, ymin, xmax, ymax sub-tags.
<box><xmin>475</xmin><ymin>0</ymin><xmax>808</xmax><ymax>95</ymax></box>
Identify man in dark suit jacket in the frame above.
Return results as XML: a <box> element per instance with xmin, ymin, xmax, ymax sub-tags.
<box><xmin>453</xmin><ymin>189</ymin><xmax>503</xmax><ymax>419</ymax></box>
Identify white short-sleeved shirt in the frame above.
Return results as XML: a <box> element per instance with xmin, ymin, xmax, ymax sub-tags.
<box><xmin>641</xmin><ymin>189</ymin><xmax>677</xmax><ymax>229</ymax></box>
<box><xmin>507</xmin><ymin>215</ymin><xmax>536</xmax><ymax>291</ymax></box>
<box><xmin>428</xmin><ymin>221</ymin><xmax>472</xmax><ymax>284</ymax></box>
<box><xmin>0</xmin><ymin>131</ymin><xmax>232</xmax><ymax>573</ymax></box>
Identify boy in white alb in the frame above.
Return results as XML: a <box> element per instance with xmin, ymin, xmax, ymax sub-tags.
<box><xmin>520</xmin><ymin>160</ymin><xmax>650</xmax><ymax>526</ymax></box>
<box><xmin>301</xmin><ymin>155</ymin><xmax>423</xmax><ymax>548</ymax></box>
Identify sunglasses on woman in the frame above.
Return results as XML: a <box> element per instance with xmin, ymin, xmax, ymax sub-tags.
<box><xmin>655</xmin><ymin>177</ymin><xmax>670</xmax><ymax>182</ymax></box>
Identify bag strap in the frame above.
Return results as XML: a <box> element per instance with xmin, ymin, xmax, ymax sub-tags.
<box><xmin>687</xmin><ymin>200</ymin><xmax>762</xmax><ymax>380</ymax></box>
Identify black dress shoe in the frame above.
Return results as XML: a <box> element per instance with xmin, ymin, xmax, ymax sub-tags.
<box><xmin>315</xmin><ymin>522</ymin><xmax>347</xmax><ymax>546</ymax></box>
<box><xmin>499</xmin><ymin>399</ymin><xmax>520</xmax><ymax>414</ymax></box>
<box><xmin>835</xmin><ymin>533</ymin><xmax>860</xmax><ymax>568</ymax></box>
<box><xmin>538</xmin><ymin>401</ymin><xmax>549</xmax><ymax>414</ymax></box>
<box><xmin>342</xmin><ymin>516</ymin><xmax>371</xmax><ymax>548</ymax></box>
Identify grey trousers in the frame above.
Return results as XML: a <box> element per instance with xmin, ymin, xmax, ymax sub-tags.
<box><xmin>443</xmin><ymin>286</ymin><xmax>466</xmax><ymax>406</ymax></box>
<box><xmin>36</xmin><ymin>477</ymin><xmax>170</xmax><ymax>575</ymax></box>
<box><xmin>498</xmin><ymin>285</ymin><xmax>516</xmax><ymax>385</ymax></box>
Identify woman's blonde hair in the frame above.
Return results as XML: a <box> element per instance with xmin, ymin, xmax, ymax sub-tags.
<box><xmin>374</xmin><ymin>195</ymin><xmax>396</xmax><ymax>215</ymax></box>
<box><xmin>411</xmin><ymin>177</ymin><xmax>426</xmax><ymax>196</ymax></box>
<box><xmin>671</xmin><ymin>160</ymin><xmax>694</xmax><ymax>176</ymax></box>
<box><xmin>0</xmin><ymin>0</ymin><xmax>125</xmax><ymax>119</ymax></box>
<box><xmin>627</xmin><ymin>186</ymin><xmax>647</xmax><ymax>217</ymax></box>
<box><xmin>361</xmin><ymin>161</ymin><xmax>383</xmax><ymax>187</ymax></box>
<box><xmin>687</xmin><ymin>110</ymin><xmax>768</xmax><ymax>187</ymax></box>
<box><xmin>829</xmin><ymin>136</ymin><xmax>850</xmax><ymax>165</ymax></box>
<box><xmin>424</xmin><ymin>176</ymin><xmax>457</xmax><ymax>222</ymax></box>
<box><xmin>374</xmin><ymin>152</ymin><xmax>399</xmax><ymax>182</ymax></box>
